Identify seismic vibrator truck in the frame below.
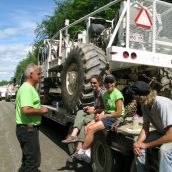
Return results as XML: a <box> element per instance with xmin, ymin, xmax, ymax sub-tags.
<box><xmin>38</xmin><ymin>0</ymin><xmax>172</xmax><ymax>171</ymax></box>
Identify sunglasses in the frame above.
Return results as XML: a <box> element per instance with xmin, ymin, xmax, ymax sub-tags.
<box><xmin>90</xmin><ymin>82</ymin><xmax>98</xmax><ymax>84</ymax></box>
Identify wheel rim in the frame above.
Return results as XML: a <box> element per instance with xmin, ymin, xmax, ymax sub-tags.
<box><xmin>95</xmin><ymin>141</ymin><xmax>106</xmax><ymax>169</ymax></box>
<box><xmin>66</xmin><ymin>63</ymin><xmax>78</xmax><ymax>95</ymax></box>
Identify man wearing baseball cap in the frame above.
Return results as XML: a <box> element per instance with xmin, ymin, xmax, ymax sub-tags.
<box><xmin>130</xmin><ymin>81</ymin><xmax>172</xmax><ymax>172</ymax></box>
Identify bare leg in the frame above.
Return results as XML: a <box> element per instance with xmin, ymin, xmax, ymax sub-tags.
<box><xmin>85</xmin><ymin>120</ymin><xmax>96</xmax><ymax>135</ymax></box>
<box><xmin>83</xmin><ymin>121</ymin><xmax>105</xmax><ymax>149</ymax></box>
<box><xmin>70</xmin><ymin>128</ymin><xmax>79</xmax><ymax>137</ymax></box>
<box><xmin>76</xmin><ymin>142</ymin><xmax>83</xmax><ymax>151</ymax></box>
<box><xmin>62</xmin><ymin>127</ymin><xmax>79</xmax><ymax>143</ymax></box>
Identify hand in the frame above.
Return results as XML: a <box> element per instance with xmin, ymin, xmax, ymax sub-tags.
<box><xmin>133</xmin><ymin>147</ymin><xmax>143</xmax><ymax>156</ymax></box>
<box><xmin>133</xmin><ymin>141</ymin><xmax>147</xmax><ymax>157</ymax></box>
<box><xmin>95</xmin><ymin>113</ymin><xmax>105</xmax><ymax>121</ymax></box>
<box><xmin>40</xmin><ymin>106</ymin><xmax>48</xmax><ymax>113</ymax></box>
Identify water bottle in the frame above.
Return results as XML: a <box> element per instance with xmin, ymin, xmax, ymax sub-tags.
<box><xmin>132</xmin><ymin>114</ymin><xmax>139</xmax><ymax>130</ymax></box>
<box><xmin>56</xmin><ymin>102</ymin><xmax>59</xmax><ymax>111</ymax></box>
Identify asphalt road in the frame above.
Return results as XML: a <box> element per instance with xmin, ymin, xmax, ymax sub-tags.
<box><xmin>0</xmin><ymin>100</ymin><xmax>92</xmax><ymax>172</ymax></box>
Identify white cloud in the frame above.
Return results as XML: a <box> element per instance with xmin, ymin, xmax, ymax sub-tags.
<box><xmin>0</xmin><ymin>28</ymin><xmax>17</xmax><ymax>39</ymax></box>
<box><xmin>0</xmin><ymin>0</ymin><xmax>55</xmax><ymax>81</ymax></box>
<box><xmin>0</xmin><ymin>43</ymin><xmax>32</xmax><ymax>81</ymax></box>
<box><xmin>0</xmin><ymin>44</ymin><xmax>30</xmax><ymax>62</ymax></box>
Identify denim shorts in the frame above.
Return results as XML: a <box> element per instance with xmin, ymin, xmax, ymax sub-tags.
<box><xmin>101</xmin><ymin>118</ymin><xmax>116</xmax><ymax>130</ymax></box>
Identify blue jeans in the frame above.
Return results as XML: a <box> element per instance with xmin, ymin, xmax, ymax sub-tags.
<box><xmin>135</xmin><ymin>131</ymin><xmax>172</xmax><ymax>172</ymax></box>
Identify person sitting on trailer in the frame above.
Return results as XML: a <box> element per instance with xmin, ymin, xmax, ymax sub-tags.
<box><xmin>62</xmin><ymin>75</ymin><xmax>105</xmax><ymax>159</ymax></box>
<box><xmin>74</xmin><ymin>74</ymin><xmax>125</xmax><ymax>163</ymax></box>
<box><xmin>128</xmin><ymin>81</ymin><xmax>172</xmax><ymax>172</ymax></box>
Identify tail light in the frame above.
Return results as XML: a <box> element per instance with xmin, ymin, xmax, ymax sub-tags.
<box><xmin>131</xmin><ymin>52</ymin><xmax>137</xmax><ymax>59</ymax></box>
<box><xmin>123</xmin><ymin>51</ymin><xmax>129</xmax><ymax>58</ymax></box>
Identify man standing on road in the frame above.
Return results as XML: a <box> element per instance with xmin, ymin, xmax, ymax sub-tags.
<box><xmin>130</xmin><ymin>81</ymin><xmax>172</xmax><ymax>172</ymax></box>
<box><xmin>16</xmin><ymin>63</ymin><xmax>48</xmax><ymax>172</ymax></box>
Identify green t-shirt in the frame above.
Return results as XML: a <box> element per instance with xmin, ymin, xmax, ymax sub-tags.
<box><xmin>16</xmin><ymin>82</ymin><xmax>41</xmax><ymax>125</ymax></box>
<box><xmin>103</xmin><ymin>88</ymin><xmax>125</xmax><ymax>121</ymax></box>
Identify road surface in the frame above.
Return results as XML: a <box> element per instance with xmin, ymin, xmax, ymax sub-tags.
<box><xmin>0</xmin><ymin>100</ymin><xmax>92</xmax><ymax>172</ymax></box>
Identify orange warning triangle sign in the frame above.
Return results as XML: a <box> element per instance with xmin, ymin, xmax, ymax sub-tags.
<box><xmin>135</xmin><ymin>8</ymin><xmax>152</xmax><ymax>29</ymax></box>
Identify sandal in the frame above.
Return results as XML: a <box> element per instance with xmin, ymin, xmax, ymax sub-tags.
<box><xmin>61</xmin><ymin>135</ymin><xmax>78</xmax><ymax>143</ymax></box>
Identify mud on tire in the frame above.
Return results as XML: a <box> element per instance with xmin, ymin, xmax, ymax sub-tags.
<box><xmin>61</xmin><ymin>44</ymin><xmax>106</xmax><ymax>113</ymax></box>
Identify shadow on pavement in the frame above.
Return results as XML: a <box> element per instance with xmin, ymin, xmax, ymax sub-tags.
<box><xmin>40</xmin><ymin>116</ymin><xmax>92</xmax><ymax>172</ymax></box>
<box><xmin>40</xmin><ymin>116</ymin><xmax>69</xmax><ymax>152</ymax></box>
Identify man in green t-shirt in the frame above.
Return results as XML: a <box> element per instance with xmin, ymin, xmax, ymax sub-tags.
<box><xmin>16</xmin><ymin>64</ymin><xmax>48</xmax><ymax>172</ymax></box>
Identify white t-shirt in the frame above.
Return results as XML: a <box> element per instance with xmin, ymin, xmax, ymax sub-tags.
<box><xmin>142</xmin><ymin>96</ymin><xmax>172</xmax><ymax>134</ymax></box>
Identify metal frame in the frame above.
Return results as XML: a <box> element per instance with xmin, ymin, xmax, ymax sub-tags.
<box><xmin>39</xmin><ymin>0</ymin><xmax>172</xmax><ymax>73</ymax></box>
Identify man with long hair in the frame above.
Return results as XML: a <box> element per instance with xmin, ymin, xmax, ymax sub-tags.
<box><xmin>130</xmin><ymin>81</ymin><xmax>172</xmax><ymax>172</ymax></box>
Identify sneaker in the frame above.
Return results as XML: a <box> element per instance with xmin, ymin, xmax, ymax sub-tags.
<box><xmin>74</xmin><ymin>149</ymin><xmax>91</xmax><ymax>163</ymax></box>
<box><xmin>73</xmin><ymin>149</ymin><xmax>85</xmax><ymax>161</ymax></box>
<box><xmin>85</xmin><ymin>148</ymin><xmax>91</xmax><ymax>158</ymax></box>
<box><xmin>80</xmin><ymin>153</ymin><xmax>91</xmax><ymax>163</ymax></box>
<box><xmin>71</xmin><ymin>150</ymin><xmax>79</xmax><ymax>159</ymax></box>
<box><xmin>61</xmin><ymin>136</ymin><xmax>78</xmax><ymax>143</ymax></box>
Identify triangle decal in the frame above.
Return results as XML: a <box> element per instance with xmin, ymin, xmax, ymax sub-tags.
<box><xmin>135</xmin><ymin>8</ymin><xmax>153</xmax><ymax>29</ymax></box>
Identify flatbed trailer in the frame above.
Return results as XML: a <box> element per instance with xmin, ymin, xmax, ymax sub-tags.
<box><xmin>39</xmin><ymin>0</ymin><xmax>172</xmax><ymax>171</ymax></box>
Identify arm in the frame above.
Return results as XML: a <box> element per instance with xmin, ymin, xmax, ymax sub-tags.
<box><xmin>133</xmin><ymin>122</ymin><xmax>150</xmax><ymax>156</ymax></box>
<box><xmin>22</xmin><ymin>106</ymin><xmax>48</xmax><ymax>116</ymax></box>
<box><xmin>144</xmin><ymin>126</ymin><xmax>172</xmax><ymax>149</ymax></box>
<box><xmin>85</xmin><ymin>106</ymin><xmax>104</xmax><ymax>114</ymax></box>
<box><xmin>137</xmin><ymin>122</ymin><xmax>150</xmax><ymax>143</ymax></box>
<box><xmin>89</xmin><ymin>89</ymin><xmax>105</xmax><ymax>114</ymax></box>
<box><xmin>96</xmin><ymin>99</ymin><xmax>123</xmax><ymax>120</ymax></box>
<box><xmin>105</xmin><ymin>99</ymin><xmax>123</xmax><ymax>118</ymax></box>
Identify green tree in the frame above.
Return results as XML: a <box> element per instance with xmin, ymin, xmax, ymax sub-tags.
<box><xmin>14</xmin><ymin>47</ymin><xmax>38</xmax><ymax>84</ymax></box>
<box><xmin>35</xmin><ymin>0</ymin><xmax>118</xmax><ymax>41</ymax></box>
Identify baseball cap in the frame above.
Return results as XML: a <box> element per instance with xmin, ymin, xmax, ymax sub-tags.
<box><xmin>104</xmin><ymin>74</ymin><xmax>116</xmax><ymax>83</ymax></box>
<box><xmin>129</xmin><ymin>81</ymin><xmax>150</xmax><ymax>96</ymax></box>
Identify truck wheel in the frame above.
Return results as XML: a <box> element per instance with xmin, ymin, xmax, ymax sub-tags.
<box><xmin>92</xmin><ymin>132</ymin><xmax>120</xmax><ymax>172</ymax></box>
<box><xmin>61</xmin><ymin>44</ymin><xmax>106</xmax><ymax>113</ymax></box>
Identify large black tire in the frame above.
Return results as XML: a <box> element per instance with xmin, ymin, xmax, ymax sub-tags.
<box><xmin>91</xmin><ymin>132</ymin><xmax>120</xmax><ymax>172</ymax></box>
<box><xmin>61</xmin><ymin>44</ymin><xmax>106</xmax><ymax>113</ymax></box>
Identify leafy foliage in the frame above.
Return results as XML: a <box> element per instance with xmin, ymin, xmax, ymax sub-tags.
<box><xmin>0</xmin><ymin>80</ymin><xmax>10</xmax><ymax>86</ymax></box>
<box><xmin>35</xmin><ymin>0</ymin><xmax>118</xmax><ymax>41</ymax></box>
<box><xmin>14</xmin><ymin>48</ymin><xmax>38</xmax><ymax>84</ymax></box>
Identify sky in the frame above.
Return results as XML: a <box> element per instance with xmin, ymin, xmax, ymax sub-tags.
<box><xmin>0</xmin><ymin>0</ymin><xmax>56</xmax><ymax>82</ymax></box>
